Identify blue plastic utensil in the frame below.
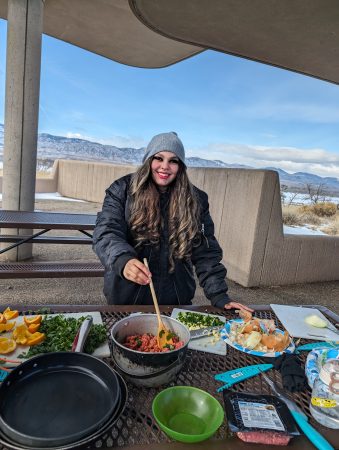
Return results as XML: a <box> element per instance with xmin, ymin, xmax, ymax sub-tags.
<box><xmin>295</xmin><ymin>342</ymin><xmax>337</xmax><ymax>353</ymax></box>
<box><xmin>0</xmin><ymin>369</ymin><xmax>9</xmax><ymax>382</ymax></box>
<box><xmin>261</xmin><ymin>373</ymin><xmax>334</xmax><ymax>450</ymax></box>
<box><xmin>214</xmin><ymin>363</ymin><xmax>273</xmax><ymax>392</ymax></box>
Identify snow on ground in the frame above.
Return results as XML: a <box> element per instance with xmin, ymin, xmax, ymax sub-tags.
<box><xmin>0</xmin><ymin>192</ymin><xmax>85</xmax><ymax>202</ymax></box>
<box><xmin>283</xmin><ymin>225</ymin><xmax>326</xmax><ymax>235</ymax></box>
<box><xmin>283</xmin><ymin>192</ymin><xmax>339</xmax><ymax>205</ymax></box>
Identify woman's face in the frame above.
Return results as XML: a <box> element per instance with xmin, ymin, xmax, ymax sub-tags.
<box><xmin>151</xmin><ymin>151</ymin><xmax>180</xmax><ymax>190</ymax></box>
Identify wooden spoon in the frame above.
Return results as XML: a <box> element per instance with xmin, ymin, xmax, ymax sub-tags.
<box><xmin>143</xmin><ymin>258</ymin><xmax>174</xmax><ymax>349</ymax></box>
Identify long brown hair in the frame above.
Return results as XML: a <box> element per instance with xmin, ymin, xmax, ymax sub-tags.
<box><xmin>129</xmin><ymin>158</ymin><xmax>201</xmax><ymax>271</ymax></box>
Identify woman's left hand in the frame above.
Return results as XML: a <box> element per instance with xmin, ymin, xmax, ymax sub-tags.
<box><xmin>224</xmin><ymin>302</ymin><xmax>254</xmax><ymax>312</ymax></box>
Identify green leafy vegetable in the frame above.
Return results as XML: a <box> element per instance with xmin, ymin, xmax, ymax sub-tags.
<box><xmin>159</xmin><ymin>329</ymin><xmax>165</xmax><ymax>338</ymax></box>
<box><xmin>19</xmin><ymin>315</ymin><xmax>106</xmax><ymax>358</ymax></box>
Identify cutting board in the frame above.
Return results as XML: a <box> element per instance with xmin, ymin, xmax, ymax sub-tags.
<box><xmin>270</xmin><ymin>304</ymin><xmax>339</xmax><ymax>341</ymax></box>
<box><xmin>0</xmin><ymin>311</ymin><xmax>110</xmax><ymax>360</ymax></box>
<box><xmin>171</xmin><ymin>308</ymin><xmax>227</xmax><ymax>356</ymax></box>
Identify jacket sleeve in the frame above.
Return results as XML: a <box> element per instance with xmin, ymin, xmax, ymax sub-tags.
<box><xmin>191</xmin><ymin>190</ymin><xmax>230</xmax><ymax>308</ymax></box>
<box><xmin>92</xmin><ymin>180</ymin><xmax>137</xmax><ymax>275</ymax></box>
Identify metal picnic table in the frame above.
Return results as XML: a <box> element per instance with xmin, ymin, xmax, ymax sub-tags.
<box><xmin>0</xmin><ymin>304</ymin><xmax>338</xmax><ymax>450</ymax></box>
<box><xmin>0</xmin><ymin>210</ymin><xmax>97</xmax><ymax>254</ymax></box>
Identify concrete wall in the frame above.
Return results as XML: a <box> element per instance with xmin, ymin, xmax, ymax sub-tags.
<box><xmin>0</xmin><ymin>159</ymin><xmax>59</xmax><ymax>194</ymax></box>
<box><xmin>53</xmin><ymin>159</ymin><xmax>338</xmax><ymax>287</ymax></box>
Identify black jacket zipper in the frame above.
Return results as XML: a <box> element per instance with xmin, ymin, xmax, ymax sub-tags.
<box><xmin>201</xmin><ymin>223</ymin><xmax>209</xmax><ymax>248</ymax></box>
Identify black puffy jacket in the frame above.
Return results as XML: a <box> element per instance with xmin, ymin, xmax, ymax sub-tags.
<box><xmin>93</xmin><ymin>174</ymin><xmax>229</xmax><ymax>307</ymax></box>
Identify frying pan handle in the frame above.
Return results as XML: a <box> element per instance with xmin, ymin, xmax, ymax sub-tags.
<box><xmin>72</xmin><ymin>317</ymin><xmax>93</xmax><ymax>353</ymax></box>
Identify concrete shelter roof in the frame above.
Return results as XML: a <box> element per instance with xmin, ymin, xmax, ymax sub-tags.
<box><xmin>130</xmin><ymin>0</ymin><xmax>339</xmax><ymax>85</ymax></box>
<box><xmin>1</xmin><ymin>0</ymin><xmax>337</xmax><ymax>81</ymax></box>
<box><xmin>0</xmin><ymin>0</ymin><xmax>203</xmax><ymax>68</ymax></box>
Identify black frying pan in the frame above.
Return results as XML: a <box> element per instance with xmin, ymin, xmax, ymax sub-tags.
<box><xmin>0</xmin><ymin>370</ymin><xmax>128</xmax><ymax>450</ymax></box>
<box><xmin>0</xmin><ymin>347</ymin><xmax>120</xmax><ymax>447</ymax></box>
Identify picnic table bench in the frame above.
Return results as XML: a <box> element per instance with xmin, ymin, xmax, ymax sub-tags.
<box><xmin>0</xmin><ymin>210</ymin><xmax>104</xmax><ymax>278</ymax></box>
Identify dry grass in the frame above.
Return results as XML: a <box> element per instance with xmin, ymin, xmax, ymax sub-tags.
<box><xmin>282</xmin><ymin>205</ymin><xmax>339</xmax><ymax>235</ymax></box>
<box><xmin>321</xmin><ymin>214</ymin><xmax>339</xmax><ymax>235</ymax></box>
<box><xmin>36</xmin><ymin>171</ymin><xmax>53</xmax><ymax>179</ymax></box>
<box><xmin>300</xmin><ymin>202</ymin><xmax>337</xmax><ymax>218</ymax></box>
<box><xmin>282</xmin><ymin>207</ymin><xmax>303</xmax><ymax>226</ymax></box>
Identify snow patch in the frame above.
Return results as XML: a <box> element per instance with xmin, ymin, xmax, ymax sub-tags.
<box><xmin>283</xmin><ymin>225</ymin><xmax>327</xmax><ymax>235</ymax></box>
<box><xmin>0</xmin><ymin>192</ymin><xmax>85</xmax><ymax>202</ymax></box>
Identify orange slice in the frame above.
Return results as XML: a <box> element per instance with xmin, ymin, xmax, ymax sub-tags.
<box><xmin>0</xmin><ymin>337</ymin><xmax>17</xmax><ymax>354</ymax></box>
<box><xmin>13</xmin><ymin>324</ymin><xmax>29</xmax><ymax>345</ymax></box>
<box><xmin>27</xmin><ymin>323</ymin><xmax>40</xmax><ymax>333</ymax></box>
<box><xmin>3</xmin><ymin>307</ymin><xmax>19</xmax><ymax>321</ymax></box>
<box><xmin>0</xmin><ymin>322</ymin><xmax>16</xmax><ymax>333</ymax></box>
<box><xmin>24</xmin><ymin>315</ymin><xmax>42</xmax><ymax>326</ymax></box>
<box><xmin>0</xmin><ymin>314</ymin><xmax>7</xmax><ymax>324</ymax></box>
<box><xmin>26</xmin><ymin>332</ymin><xmax>45</xmax><ymax>346</ymax></box>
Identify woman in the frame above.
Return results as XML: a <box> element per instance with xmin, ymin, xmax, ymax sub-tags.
<box><xmin>93</xmin><ymin>132</ymin><xmax>252</xmax><ymax>312</ymax></box>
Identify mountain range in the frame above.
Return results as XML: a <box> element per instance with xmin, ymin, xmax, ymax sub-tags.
<box><xmin>1</xmin><ymin>124</ymin><xmax>338</xmax><ymax>195</ymax></box>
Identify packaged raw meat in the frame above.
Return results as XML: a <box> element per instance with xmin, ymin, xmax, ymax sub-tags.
<box><xmin>223</xmin><ymin>391</ymin><xmax>300</xmax><ymax>445</ymax></box>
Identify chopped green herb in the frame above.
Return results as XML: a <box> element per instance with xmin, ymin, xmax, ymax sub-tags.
<box><xmin>177</xmin><ymin>312</ymin><xmax>224</xmax><ymax>330</ymax></box>
<box><xmin>159</xmin><ymin>329</ymin><xmax>165</xmax><ymax>338</ymax></box>
<box><xmin>163</xmin><ymin>343</ymin><xmax>175</xmax><ymax>350</ymax></box>
<box><xmin>136</xmin><ymin>338</ymin><xmax>142</xmax><ymax>347</ymax></box>
<box><xmin>166</xmin><ymin>332</ymin><xmax>177</xmax><ymax>341</ymax></box>
<box><xmin>19</xmin><ymin>315</ymin><xmax>106</xmax><ymax>358</ymax></box>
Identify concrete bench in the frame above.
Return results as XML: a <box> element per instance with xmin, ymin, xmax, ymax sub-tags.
<box><xmin>0</xmin><ymin>261</ymin><xmax>104</xmax><ymax>278</ymax></box>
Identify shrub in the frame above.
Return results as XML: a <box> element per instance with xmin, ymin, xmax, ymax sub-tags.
<box><xmin>298</xmin><ymin>202</ymin><xmax>336</xmax><ymax>218</ymax></box>
<box><xmin>282</xmin><ymin>210</ymin><xmax>303</xmax><ymax>226</ymax></box>
<box><xmin>300</xmin><ymin>213</ymin><xmax>321</xmax><ymax>226</ymax></box>
<box><xmin>311</xmin><ymin>202</ymin><xmax>337</xmax><ymax>217</ymax></box>
<box><xmin>298</xmin><ymin>204</ymin><xmax>312</xmax><ymax>214</ymax></box>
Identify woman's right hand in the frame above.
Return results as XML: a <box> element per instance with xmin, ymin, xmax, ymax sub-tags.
<box><xmin>123</xmin><ymin>259</ymin><xmax>151</xmax><ymax>285</ymax></box>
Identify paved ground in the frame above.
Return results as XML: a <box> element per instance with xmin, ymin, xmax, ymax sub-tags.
<box><xmin>0</xmin><ymin>199</ymin><xmax>338</xmax><ymax>315</ymax></box>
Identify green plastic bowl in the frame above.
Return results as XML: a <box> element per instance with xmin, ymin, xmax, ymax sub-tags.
<box><xmin>152</xmin><ymin>386</ymin><xmax>224</xmax><ymax>443</ymax></box>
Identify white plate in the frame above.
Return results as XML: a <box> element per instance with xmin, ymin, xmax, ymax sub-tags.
<box><xmin>221</xmin><ymin>319</ymin><xmax>295</xmax><ymax>357</ymax></box>
<box><xmin>171</xmin><ymin>308</ymin><xmax>226</xmax><ymax>356</ymax></box>
<box><xmin>0</xmin><ymin>311</ymin><xmax>110</xmax><ymax>360</ymax></box>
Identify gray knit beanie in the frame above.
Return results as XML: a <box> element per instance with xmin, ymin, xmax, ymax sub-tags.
<box><xmin>143</xmin><ymin>132</ymin><xmax>186</xmax><ymax>165</ymax></box>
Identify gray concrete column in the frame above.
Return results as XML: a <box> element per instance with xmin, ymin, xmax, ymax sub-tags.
<box><xmin>1</xmin><ymin>0</ymin><xmax>44</xmax><ymax>261</ymax></box>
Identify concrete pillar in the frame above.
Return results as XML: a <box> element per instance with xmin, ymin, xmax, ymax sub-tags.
<box><xmin>1</xmin><ymin>0</ymin><xmax>44</xmax><ymax>261</ymax></box>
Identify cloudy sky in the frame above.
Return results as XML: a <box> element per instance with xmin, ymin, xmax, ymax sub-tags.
<box><xmin>0</xmin><ymin>19</ymin><xmax>338</xmax><ymax>179</ymax></box>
